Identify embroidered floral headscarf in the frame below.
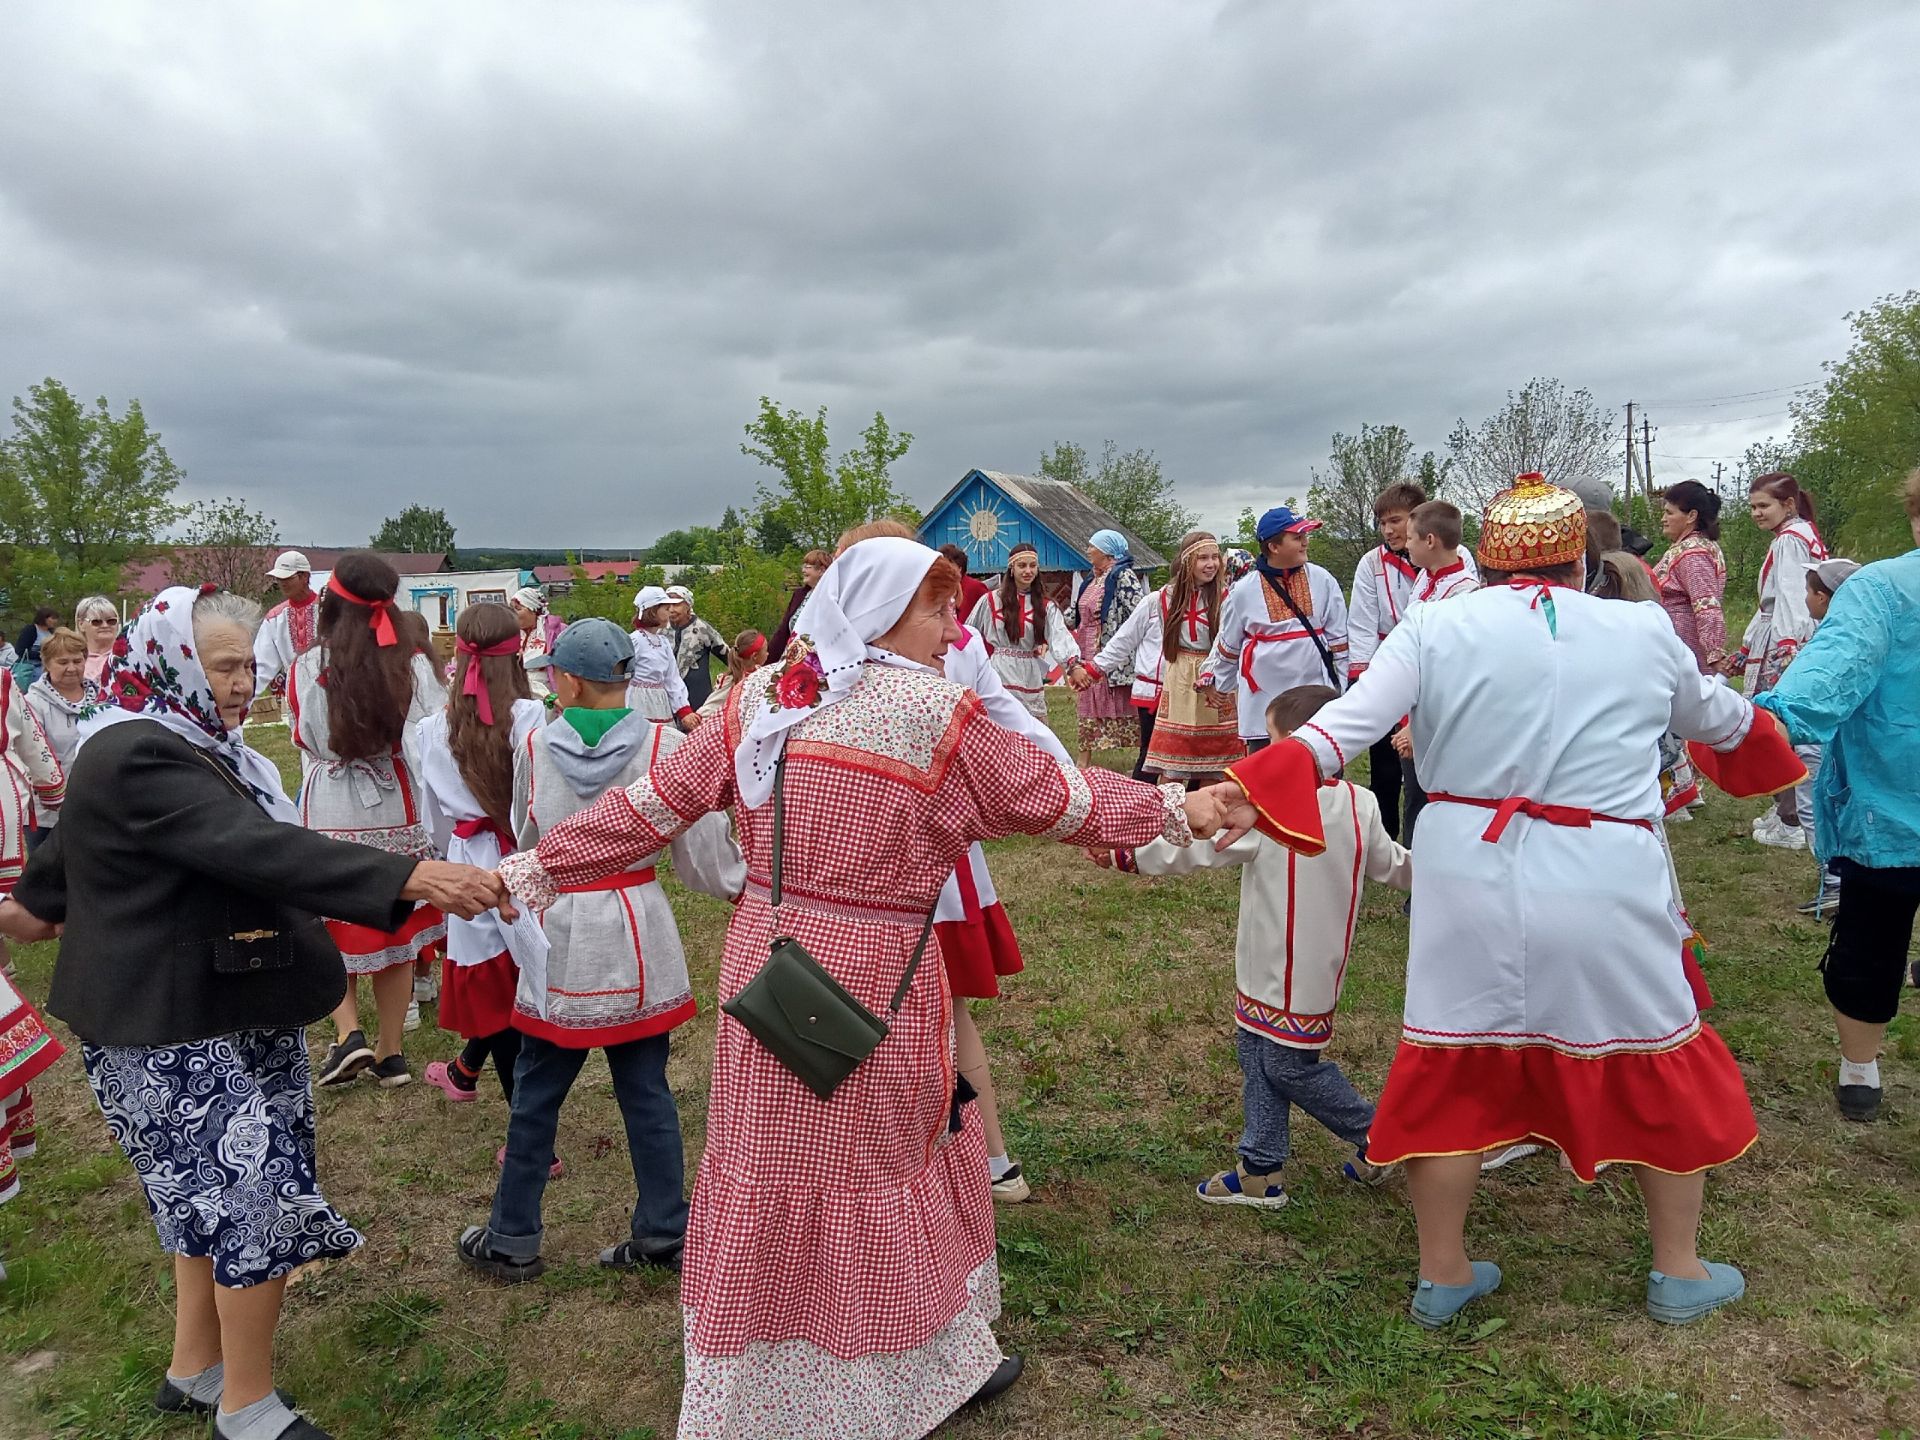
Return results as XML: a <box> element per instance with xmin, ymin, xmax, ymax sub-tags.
<box><xmin>78</xmin><ymin>585</ymin><xmax>299</xmax><ymax>822</ymax></box>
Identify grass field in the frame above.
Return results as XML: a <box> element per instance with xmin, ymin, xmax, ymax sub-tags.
<box><xmin>2</xmin><ymin>692</ymin><xmax>1917</xmax><ymax>1439</ymax></box>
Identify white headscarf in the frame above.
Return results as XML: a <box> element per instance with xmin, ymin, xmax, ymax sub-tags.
<box><xmin>77</xmin><ymin>585</ymin><xmax>300</xmax><ymax>824</ymax></box>
<box><xmin>734</xmin><ymin>537</ymin><xmax>941</xmax><ymax>810</ymax></box>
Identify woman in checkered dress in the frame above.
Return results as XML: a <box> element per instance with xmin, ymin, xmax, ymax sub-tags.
<box><xmin>499</xmin><ymin>538</ymin><xmax>1209</xmax><ymax>1440</ymax></box>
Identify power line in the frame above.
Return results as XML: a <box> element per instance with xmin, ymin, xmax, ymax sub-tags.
<box><xmin>1656</xmin><ymin>409</ymin><xmax>1794</xmax><ymax>429</ymax></box>
<box><xmin>1640</xmin><ymin>380</ymin><xmax>1819</xmax><ymax>408</ymax></box>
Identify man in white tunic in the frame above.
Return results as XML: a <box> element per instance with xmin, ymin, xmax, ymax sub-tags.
<box><xmin>1205</xmin><ymin>506</ymin><xmax>1348</xmax><ymax>752</ymax></box>
<box><xmin>1207</xmin><ymin>476</ymin><xmax>1804</xmax><ymax>1331</ymax></box>
<box><xmin>252</xmin><ymin>550</ymin><xmax>321</xmax><ymax>699</ymax></box>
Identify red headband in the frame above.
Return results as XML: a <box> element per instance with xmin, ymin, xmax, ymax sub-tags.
<box><xmin>456</xmin><ymin>635</ymin><xmax>521</xmax><ymax>725</ymax></box>
<box><xmin>739</xmin><ymin>635</ymin><xmax>768</xmax><ymax>661</ymax></box>
<box><xmin>328</xmin><ymin>578</ymin><xmax>398</xmax><ymax>647</ymax></box>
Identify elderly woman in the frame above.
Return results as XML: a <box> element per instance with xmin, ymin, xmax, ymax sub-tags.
<box><xmin>508</xmin><ymin>585</ymin><xmax>565</xmax><ymax>701</ymax></box>
<box><xmin>496</xmin><ymin>538</ymin><xmax>1220</xmax><ymax>1440</ymax></box>
<box><xmin>74</xmin><ymin>595</ymin><xmax>120</xmax><ymax>684</ymax></box>
<box><xmin>1070</xmin><ymin>529</ymin><xmax>1148</xmax><ymax>765</ymax></box>
<box><xmin>768</xmin><ymin>548</ymin><xmax>829</xmax><ymax>658</ymax></box>
<box><xmin>0</xmin><ymin>586</ymin><xmax>500</xmax><ymax>1440</ymax></box>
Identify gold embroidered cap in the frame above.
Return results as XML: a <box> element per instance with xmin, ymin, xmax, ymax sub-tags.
<box><xmin>1476</xmin><ymin>473</ymin><xmax>1587</xmax><ymax>573</ymax></box>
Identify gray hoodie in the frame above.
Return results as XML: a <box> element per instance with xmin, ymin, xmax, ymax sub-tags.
<box><xmin>543</xmin><ymin>709</ymin><xmax>655</xmax><ymax>797</ymax></box>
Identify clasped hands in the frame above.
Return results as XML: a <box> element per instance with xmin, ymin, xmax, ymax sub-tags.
<box><xmin>1080</xmin><ymin>784</ymin><xmax>1258</xmax><ymax>870</ymax></box>
<box><xmin>1185</xmin><ymin>780</ymin><xmax>1259</xmax><ymax>848</ymax></box>
<box><xmin>403</xmin><ymin>860</ymin><xmax>520</xmax><ymax>923</ymax></box>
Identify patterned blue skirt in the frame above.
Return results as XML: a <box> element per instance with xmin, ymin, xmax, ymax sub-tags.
<box><xmin>83</xmin><ymin>1028</ymin><xmax>362</xmax><ymax>1288</ymax></box>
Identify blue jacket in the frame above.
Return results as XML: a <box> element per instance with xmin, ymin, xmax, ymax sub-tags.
<box><xmin>1755</xmin><ymin>548</ymin><xmax>1920</xmax><ymax>869</ymax></box>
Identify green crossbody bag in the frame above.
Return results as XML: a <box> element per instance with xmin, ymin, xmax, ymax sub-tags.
<box><xmin>721</xmin><ymin>758</ymin><xmax>938</xmax><ymax>1101</ymax></box>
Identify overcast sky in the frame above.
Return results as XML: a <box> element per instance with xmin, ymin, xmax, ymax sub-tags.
<box><xmin>2</xmin><ymin>2</ymin><xmax>1913</xmax><ymax>548</ymax></box>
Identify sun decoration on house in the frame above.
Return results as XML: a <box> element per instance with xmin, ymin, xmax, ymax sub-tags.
<box><xmin>950</xmin><ymin>492</ymin><xmax>1010</xmax><ymax>567</ymax></box>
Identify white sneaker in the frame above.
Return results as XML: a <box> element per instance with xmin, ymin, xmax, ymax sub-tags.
<box><xmin>1480</xmin><ymin>1143</ymin><xmax>1542</xmax><ymax>1172</ymax></box>
<box><xmin>413</xmin><ymin>973</ymin><xmax>438</xmax><ymax>1004</ymax></box>
<box><xmin>404</xmin><ymin>1000</ymin><xmax>422</xmax><ymax>1032</ymax></box>
<box><xmin>1752</xmin><ymin>812</ymin><xmax>1807</xmax><ymax>850</ymax></box>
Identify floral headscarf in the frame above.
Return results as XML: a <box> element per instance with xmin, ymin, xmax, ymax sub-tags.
<box><xmin>78</xmin><ymin>585</ymin><xmax>299</xmax><ymax>822</ymax></box>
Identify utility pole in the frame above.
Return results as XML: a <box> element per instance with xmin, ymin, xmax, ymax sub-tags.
<box><xmin>1712</xmin><ymin>460</ymin><xmax>1726</xmax><ymax>493</ymax></box>
<box><xmin>1624</xmin><ymin>401</ymin><xmax>1638</xmax><ymax>508</ymax></box>
<box><xmin>1640</xmin><ymin>414</ymin><xmax>1656</xmax><ymax>515</ymax></box>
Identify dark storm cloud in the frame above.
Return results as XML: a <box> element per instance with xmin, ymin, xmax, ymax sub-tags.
<box><xmin>1</xmin><ymin>1</ymin><xmax>1913</xmax><ymax>545</ymax></box>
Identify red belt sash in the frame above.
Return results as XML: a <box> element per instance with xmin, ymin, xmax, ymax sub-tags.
<box><xmin>1239</xmin><ymin>628</ymin><xmax>1323</xmax><ymax>691</ymax></box>
<box><xmin>1425</xmin><ymin>792</ymin><xmax>1654</xmax><ymax>844</ymax></box>
<box><xmin>452</xmin><ymin>816</ymin><xmax>515</xmax><ymax>852</ymax></box>
<box><xmin>558</xmin><ymin>867</ymin><xmax>658</xmax><ymax>894</ymax></box>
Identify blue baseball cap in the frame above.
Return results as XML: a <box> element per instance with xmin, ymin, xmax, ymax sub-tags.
<box><xmin>1256</xmin><ymin>505</ymin><xmax>1323</xmax><ymax>542</ymax></box>
<box><xmin>528</xmin><ymin>617</ymin><xmax>633</xmax><ymax>682</ymax></box>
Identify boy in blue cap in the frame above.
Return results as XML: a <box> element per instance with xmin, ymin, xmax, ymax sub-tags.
<box><xmin>1204</xmin><ymin>505</ymin><xmax>1349</xmax><ymax>752</ymax></box>
<box><xmin>457</xmin><ymin>618</ymin><xmax>743</xmax><ymax>1283</ymax></box>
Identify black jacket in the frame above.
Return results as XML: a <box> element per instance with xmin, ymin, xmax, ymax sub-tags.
<box><xmin>14</xmin><ymin>719</ymin><xmax>419</xmax><ymax>1047</ymax></box>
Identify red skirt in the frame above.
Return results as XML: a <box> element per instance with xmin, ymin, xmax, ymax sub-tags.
<box><xmin>439</xmin><ymin>951</ymin><xmax>519</xmax><ymax>1039</ymax></box>
<box><xmin>327</xmin><ymin>903</ymin><xmax>445</xmax><ymax>976</ymax></box>
<box><xmin>1366</xmin><ymin>1025</ymin><xmax>1757</xmax><ymax>1183</ymax></box>
<box><xmin>937</xmin><ymin>902</ymin><xmax>1025</xmax><ymax>1000</ymax></box>
<box><xmin>938</xmin><ymin>858</ymin><xmax>1025</xmax><ymax>999</ymax></box>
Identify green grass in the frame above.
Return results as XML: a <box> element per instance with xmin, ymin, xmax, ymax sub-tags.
<box><xmin>2</xmin><ymin>701</ymin><xmax>1917</xmax><ymax>1438</ymax></box>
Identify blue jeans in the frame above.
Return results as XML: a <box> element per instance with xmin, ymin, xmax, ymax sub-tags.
<box><xmin>483</xmin><ymin>1032</ymin><xmax>688</xmax><ymax>1261</ymax></box>
<box><xmin>1236</xmin><ymin>1030</ymin><xmax>1375</xmax><ymax>1173</ymax></box>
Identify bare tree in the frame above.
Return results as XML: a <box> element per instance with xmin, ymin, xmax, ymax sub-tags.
<box><xmin>1446</xmin><ymin>378</ymin><xmax>1618</xmax><ymax>511</ymax></box>
<box><xmin>172</xmin><ymin>497</ymin><xmax>280</xmax><ymax>596</ymax></box>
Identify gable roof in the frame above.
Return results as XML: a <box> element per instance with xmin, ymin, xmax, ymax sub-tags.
<box><xmin>530</xmin><ymin>560</ymin><xmax>644</xmax><ymax>585</ymax></box>
<box><xmin>920</xmin><ymin>469</ymin><xmax>1166</xmax><ymax>570</ymax></box>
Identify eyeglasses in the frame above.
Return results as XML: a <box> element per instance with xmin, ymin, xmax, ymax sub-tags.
<box><xmin>87</xmin><ymin>617</ymin><xmax>117</xmax><ymax>625</ymax></box>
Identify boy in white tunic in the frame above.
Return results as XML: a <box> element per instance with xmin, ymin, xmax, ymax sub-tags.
<box><xmin>1099</xmin><ymin>685</ymin><xmax>1409</xmax><ymax>1209</ymax></box>
<box><xmin>1207</xmin><ymin>476</ymin><xmax>1805</xmax><ymax>1331</ymax></box>
<box><xmin>1205</xmin><ymin>506</ymin><xmax>1348</xmax><ymax>752</ymax></box>
<box><xmin>458</xmin><ymin>619</ymin><xmax>743</xmax><ymax>1283</ymax></box>
<box><xmin>1347</xmin><ymin>483</ymin><xmax>1427</xmax><ymax>837</ymax></box>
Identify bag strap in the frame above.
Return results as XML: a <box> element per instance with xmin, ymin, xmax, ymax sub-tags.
<box><xmin>772</xmin><ymin>755</ymin><xmax>938</xmax><ymax>1014</ymax></box>
<box><xmin>1260</xmin><ymin>569</ymin><xmax>1341</xmax><ymax>687</ymax></box>
<box><xmin>888</xmin><ymin>908</ymin><xmax>938</xmax><ymax>1015</ymax></box>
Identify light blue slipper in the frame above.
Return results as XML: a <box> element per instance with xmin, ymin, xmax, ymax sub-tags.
<box><xmin>1647</xmin><ymin>1260</ymin><xmax>1745</xmax><ymax>1325</ymax></box>
<box><xmin>1410</xmin><ymin>1260</ymin><xmax>1502</xmax><ymax>1328</ymax></box>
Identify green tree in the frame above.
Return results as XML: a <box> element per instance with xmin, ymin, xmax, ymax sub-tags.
<box><xmin>687</xmin><ymin>545</ymin><xmax>795</xmax><ymax>645</ymax></box>
<box><xmin>553</xmin><ymin>559</ymin><xmax>665</xmax><ymax>626</ymax></box>
<box><xmin>740</xmin><ymin>399</ymin><xmax>915</xmax><ymax>555</ymax></box>
<box><xmin>172</xmin><ymin>497</ymin><xmax>281</xmax><ymax>596</ymax></box>
<box><xmin>371</xmin><ymin>504</ymin><xmax>457</xmax><ymax>557</ymax></box>
<box><xmin>1446</xmin><ymin>378</ymin><xmax>1617</xmax><ymax>512</ymax></box>
<box><xmin>0</xmin><ymin>379</ymin><xmax>184</xmax><ymax>610</ymax></box>
<box><xmin>1038</xmin><ymin>439</ymin><xmax>1197</xmax><ymax>559</ymax></box>
<box><xmin>1785</xmin><ymin>290</ymin><xmax>1920</xmax><ymax>560</ymax></box>
<box><xmin>1304</xmin><ymin>424</ymin><xmax>1453</xmax><ymax>579</ymax></box>
<box><xmin>646</xmin><ymin>525</ymin><xmax>729</xmax><ymax>566</ymax></box>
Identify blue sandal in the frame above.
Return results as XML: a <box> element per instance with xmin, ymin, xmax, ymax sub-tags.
<box><xmin>1410</xmin><ymin>1260</ymin><xmax>1502</xmax><ymax>1328</ymax></box>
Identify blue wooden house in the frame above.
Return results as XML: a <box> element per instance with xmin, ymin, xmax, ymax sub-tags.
<box><xmin>917</xmin><ymin>471</ymin><xmax>1166</xmax><ymax>588</ymax></box>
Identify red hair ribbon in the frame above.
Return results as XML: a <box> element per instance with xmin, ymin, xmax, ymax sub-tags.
<box><xmin>739</xmin><ymin>635</ymin><xmax>768</xmax><ymax>661</ymax></box>
<box><xmin>328</xmin><ymin>577</ymin><xmax>399</xmax><ymax>647</ymax></box>
<box><xmin>456</xmin><ymin>635</ymin><xmax>522</xmax><ymax>725</ymax></box>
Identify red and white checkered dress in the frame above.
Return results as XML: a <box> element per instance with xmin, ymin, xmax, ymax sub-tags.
<box><xmin>501</xmin><ymin>661</ymin><xmax>1189</xmax><ymax>1440</ymax></box>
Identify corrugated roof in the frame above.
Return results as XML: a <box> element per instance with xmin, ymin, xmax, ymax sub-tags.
<box><xmin>973</xmin><ymin>471</ymin><xmax>1166</xmax><ymax>569</ymax></box>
